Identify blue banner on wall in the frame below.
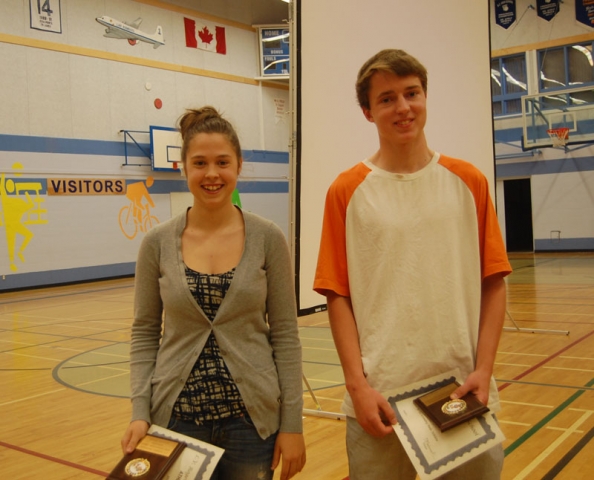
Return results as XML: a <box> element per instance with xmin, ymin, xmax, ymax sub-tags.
<box><xmin>495</xmin><ymin>0</ymin><xmax>516</xmax><ymax>29</ymax></box>
<box><xmin>576</xmin><ymin>0</ymin><xmax>594</xmax><ymax>28</ymax></box>
<box><xmin>537</xmin><ymin>0</ymin><xmax>559</xmax><ymax>21</ymax></box>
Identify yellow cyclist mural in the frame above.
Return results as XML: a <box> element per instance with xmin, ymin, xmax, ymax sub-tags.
<box><xmin>0</xmin><ymin>163</ymin><xmax>48</xmax><ymax>272</ymax></box>
<box><xmin>119</xmin><ymin>176</ymin><xmax>160</xmax><ymax>239</ymax></box>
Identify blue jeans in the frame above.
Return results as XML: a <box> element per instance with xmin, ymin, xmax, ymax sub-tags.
<box><xmin>167</xmin><ymin>415</ymin><xmax>278</xmax><ymax>480</ymax></box>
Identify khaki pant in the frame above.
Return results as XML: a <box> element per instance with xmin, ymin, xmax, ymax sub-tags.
<box><xmin>346</xmin><ymin>416</ymin><xmax>504</xmax><ymax>479</ymax></box>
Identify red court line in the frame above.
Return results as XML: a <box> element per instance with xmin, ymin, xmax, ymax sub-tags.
<box><xmin>0</xmin><ymin>440</ymin><xmax>108</xmax><ymax>477</ymax></box>
<box><xmin>498</xmin><ymin>329</ymin><xmax>594</xmax><ymax>391</ymax></box>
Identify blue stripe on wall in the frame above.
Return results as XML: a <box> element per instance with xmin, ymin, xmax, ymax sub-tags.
<box><xmin>132</xmin><ymin>180</ymin><xmax>288</xmax><ymax>194</ymax></box>
<box><xmin>0</xmin><ymin>134</ymin><xmax>289</xmax><ymax>164</ymax></box>
<box><xmin>0</xmin><ymin>263</ymin><xmax>135</xmax><ymax>291</ymax></box>
<box><xmin>0</xmin><ymin>178</ymin><xmax>288</xmax><ymax>196</ymax></box>
<box><xmin>496</xmin><ymin>157</ymin><xmax>594</xmax><ymax>178</ymax></box>
<box><xmin>535</xmin><ymin>237</ymin><xmax>594</xmax><ymax>251</ymax></box>
<box><xmin>0</xmin><ymin>133</ymin><xmax>149</xmax><ymax>158</ymax></box>
<box><xmin>238</xmin><ymin>181</ymin><xmax>288</xmax><ymax>194</ymax></box>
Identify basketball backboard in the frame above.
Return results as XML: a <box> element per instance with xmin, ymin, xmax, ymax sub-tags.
<box><xmin>522</xmin><ymin>85</ymin><xmax>594</xmax><ymax>150</ymax></box>
<box><xmin>150</xmin><ymin>126</ymin><xmax>182</xmax><ymax>171</ymax></box>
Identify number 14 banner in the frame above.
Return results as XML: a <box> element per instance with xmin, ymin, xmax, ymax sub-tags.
<box><xmin>30</xmin><ymin>0</ymin><xmax>62</xmax><ymax>34</ymax></box>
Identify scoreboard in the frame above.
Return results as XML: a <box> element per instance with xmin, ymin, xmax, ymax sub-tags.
<box><xmin>257</xmin><ymin>25</ymin><xmax>290</xmax><ymax>79</ymax></box>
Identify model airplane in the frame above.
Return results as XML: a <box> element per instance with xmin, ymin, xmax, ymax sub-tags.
<box><xmin>96</xmin><ymin>16</ymin><xmax>165</xmax><ymax>49</ymax></box>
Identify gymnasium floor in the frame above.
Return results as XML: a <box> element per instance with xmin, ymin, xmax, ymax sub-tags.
<box><xmin>0</xmin><ymin>252</ymin><xmax>593</xmax><ymax>479</ymax></box>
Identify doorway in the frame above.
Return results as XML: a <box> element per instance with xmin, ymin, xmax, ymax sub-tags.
<box><xmin>504</xmin><ymin>178</ymin><xmax>534</xmax><ymax>252</ymax></box>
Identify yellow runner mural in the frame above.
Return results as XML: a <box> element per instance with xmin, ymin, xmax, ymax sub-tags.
<box><xmin>0</xmin><ymin>163</ymin><xmax>48</xmax><ymax>272</ymax></box>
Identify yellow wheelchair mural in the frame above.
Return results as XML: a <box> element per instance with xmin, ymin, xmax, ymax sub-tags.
<box><xmin>0</xmin><ymin>163</ymin><xmax>48</xmax><ymax>272</ymax></box>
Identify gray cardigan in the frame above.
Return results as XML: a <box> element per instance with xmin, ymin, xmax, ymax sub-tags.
<box><xmin>130</xmin><ymin>209</ymin><xmax>303</xmax><ymax>439</ymax></box>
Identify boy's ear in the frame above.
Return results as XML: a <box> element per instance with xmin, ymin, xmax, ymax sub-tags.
<box><xmin>362</xmin><ymin>107</ymin><xmax>374</xmax><ymax>123</ymax></box>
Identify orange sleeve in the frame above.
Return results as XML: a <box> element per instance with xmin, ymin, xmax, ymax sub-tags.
<box><xmin>313</xmin><ymin>163</ymin><xmax>370</xmax><ymax>297</ymax></box>
<box><xmin>439</xmin><ymin>156</ymin><xmax>512</xmax><ymax>279</ymax></box>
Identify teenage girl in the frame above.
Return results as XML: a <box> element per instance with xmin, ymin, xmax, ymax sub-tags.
<box><xmin>121</xmin><ymin>106</ymin><xmax>306</xmax><ymax>480</ymax></box>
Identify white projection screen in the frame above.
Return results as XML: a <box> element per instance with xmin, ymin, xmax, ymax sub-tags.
<box><xmin>293</xmin><ymin>0</ymin><xmax>495</xmax><ymax>314</ymax></box>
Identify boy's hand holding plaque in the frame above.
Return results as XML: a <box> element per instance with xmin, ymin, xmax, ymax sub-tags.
<box><xmin>106</xmin><ymin>434</ymin><xmax>186</xmax><ymax>480</ymax></box>
<box><xmin>413</xmin><ymin>380</ymin><xmax>489</xmax><ymax>432</ymax></box>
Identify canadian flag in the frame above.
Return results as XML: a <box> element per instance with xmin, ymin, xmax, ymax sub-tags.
<box><xmin>184</xmin><ymin>17</ymin><xmax>226</xmax><ymax>54</ymax></box>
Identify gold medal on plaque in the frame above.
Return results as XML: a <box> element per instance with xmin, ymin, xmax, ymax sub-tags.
<box><xmin>124</xmin><ymin>458</ymin><xmax>150</xmax><ymax>477</ymax></box>
<box><xmin>441</xmin><ymin>398</ymin><xmax>467</xmax><ymax>416</ymax></box>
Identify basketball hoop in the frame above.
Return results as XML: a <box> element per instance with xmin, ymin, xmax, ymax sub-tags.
<box><xmin>547</xmin><ymin>127</ymin><xmax>569</xmax><ymax>147</ymax></box>
<box><xmin>172</xmin><ymin>161</ymin><xmax>178</xmax><ymax>170</ymax></box>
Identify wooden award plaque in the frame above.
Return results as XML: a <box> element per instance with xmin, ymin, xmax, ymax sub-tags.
<box><xmin>106</xmin><ymin>434</ymin><xmax>186</xmax><ymax>480</ymax></box>
<box><xmin>413</xmin><ymin>381</ymin><xmax>490</xmax><ymax>432</ymax></box>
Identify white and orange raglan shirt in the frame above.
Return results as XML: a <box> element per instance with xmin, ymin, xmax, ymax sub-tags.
<box><xmin>314</xmin><ymin>152</ymin><xmax>512</xmax><ymax>418</ymax></box>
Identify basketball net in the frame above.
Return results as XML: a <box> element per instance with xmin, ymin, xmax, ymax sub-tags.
<box><xmin>547</xmin><ymin>127</ymin><xmax>569</xmax><ymax>147</ymax></box>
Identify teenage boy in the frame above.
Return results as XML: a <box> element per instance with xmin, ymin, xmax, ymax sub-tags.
<box><xmin>314</xmin><ymin>49</ymin><xmax>511</xmax><ymax>479</ymax></box>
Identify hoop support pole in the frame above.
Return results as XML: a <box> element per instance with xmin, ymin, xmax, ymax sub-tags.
<box><xmin>302</xmin><ymin>374</ymin><xmax>346</xmax><ymax>420</ymax></box>
<box><xmin>503</xmin><ymin>310</ymin><xmax>569</xmax><ymax>335</ymax></box>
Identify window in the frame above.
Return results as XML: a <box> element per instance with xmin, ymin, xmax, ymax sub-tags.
<box><xmin>539</xmin><ymin>43</ymin><xmax>594</xmax><ymax>90</ymax></box>
<box><xmin>539</xmin><ymin>42</ymin><xmax>594</xmax><ymax>106</ymax></box>
<box><xmin>491</xmin><ymin>54</ymin><xmax>527</xmax><ymax>116</ymax></box>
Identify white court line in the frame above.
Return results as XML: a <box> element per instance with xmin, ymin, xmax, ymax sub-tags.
<box><xmin>75</xmin><ymin>371</ymin><xmax>129</xmax><ymax>387</ymax></box>
<box><xmin>500</xmin><ymin>399</ymin><xmax>554</xmax><ymax>409</ymax></box>
<box><xmin>41</xmin><ymin>346</ymin><xmax>129</xmax><ymax>359</ymax></box>
<box><xmin>299</xmin><ymin>336</ymin><xmax>334</xmax><ymax>342</ymax></box>
<box><xmin>498</xmin><ymin>420</ymin><xmax>531</xmax><ymax>426</ymax></box>
<box><xmin>63</xmin><ymin>361</ymin><xmax>129</xmax><ymax>373</ymax></box>
<box><xmin>495</xmin><ymin>362</ymin><xmax>532</xmax><ymax>367</ymax></box>
<box><xmin>301</xmin><ymin>378</ymin><xmax>343</xmax><ymax>385</ymax></box>
<box><xmin>560</xmin><ymin>355</ymin><xmax>594</xmax><ymax>361</ymax></box>
<box><xmin>301</xmin><ymin>394</ymin><xmax>343</xmax><ymax>402</ymax></box>
<box><xmin>299</xmin><ymin>320</ymin><xmax>329</xmax><ymax>328</ymax></box>
<box><xmin>0</xmin><ymin>339</ymin><xmax>35</xmax><ymax>346</ymax></box>
<box><xmin>547</xmin><ymin>426</ymin><xmax>584</xmax><ymax>434</ymax></box>
<box><xmin>0</xmin><ymin>387</ymin><xmax>66</xmax><ymax>407</ymax></box>
<box><xmin>498</xmin><ymin>351</ymin><xmax>548</xmax><ymax>357</ymax></box>
<box><xmin>2</xmin><ymin>351</ymin><xmax>63</xmax><ymax>362</ymax></box>
<box><xmin>302</xmin><ymin>346</ymin><xmax>339</xmax><ymax>352</ymax></box>
<box><xmin>569</xmin><ymin>407</ymin><xmax>594</xmax><ymax>413</ymax></box>
<box><xmin>513</xmin><ymin>411</ymin><xmax>593</xmax><ymax>480</ymax></box>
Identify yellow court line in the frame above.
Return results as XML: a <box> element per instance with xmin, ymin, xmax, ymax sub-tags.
<box><xmin>543</xmin><ymin>366</ymin><xmax>594</xmax><ymax>373</ymax></box>
<box><xmin>500</xmin><ymin>400</ymin><xmax>554</xmax><ymax>409</ymax></box>
<box><xmin>0</xmin><ymin>387</ymin><xmax>66</xmax><ymax>407</ymax></box>
<box><xmin>513</xmin><ymin>411</ymin><xmax>593</xmax><ymax>480</ymax></box>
